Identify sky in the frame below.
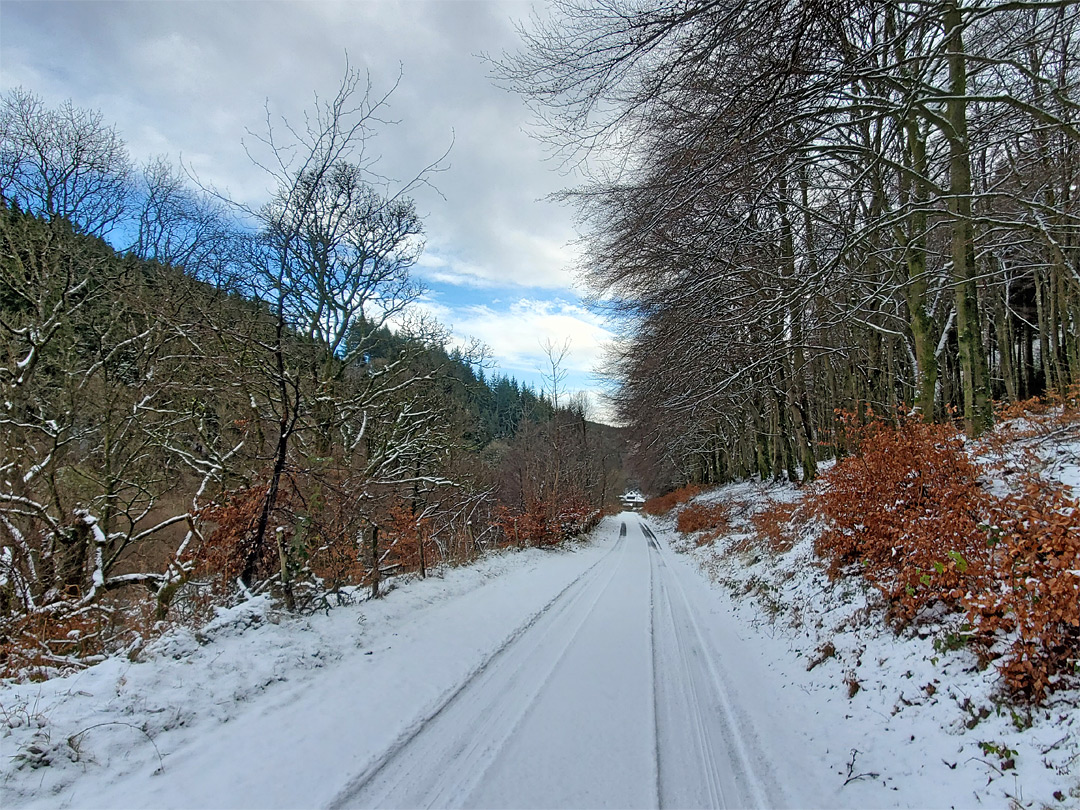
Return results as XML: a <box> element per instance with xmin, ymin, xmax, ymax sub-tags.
<box><xmin>0</xmin><ymin>0</ymin><xmax>619</xmax><ymax>421</ymax></box>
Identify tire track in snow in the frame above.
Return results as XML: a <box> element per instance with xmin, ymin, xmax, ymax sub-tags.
<box><xmin>644</xmin><ymin>519</ymin><xmax>778</xmax><ymax>809</ymax></box>
<box><xmin>647</xmin><ymin>524</ymin><xmax>664</xmax><ymax>810</ymax></box>
<box><xmin>333</xmin><ymin>518</ymin><xmax>782</xmax><ymax>809</ymax></box>
<box><xmin>328</xmin><ymin>530</ymin><xmax>631</xmax><ymax>809</ymax></box>
<box><xmin>423</xmin><ymin>536</ymin><xmax>633</xmax><ymax>808</ymax></box>
<box><xmin>650</xmin><ymin>528</ymin><xmax>729</xmax><ymax>807</ymax></box>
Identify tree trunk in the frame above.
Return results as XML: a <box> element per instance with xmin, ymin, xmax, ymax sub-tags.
<box><xmin>276</xmin><ymin>526</ymin><xmax>296</xmax><ymax>612</ymax></box>
<box><xmin>243</xmin><ymin>310</ymin><xmax>297</xmax><ymax>589</ymax></box>
<box><xmin>944</xmin><ymin>0</ymin><xmax>992</xmax><ymax>436</ymax></box>
<box><xmin>369</xmin><ymin>524</ymin><xmax>381</xmax><ymax>599</ymax></box>
<box><xmin>900</xmin><ymin>115</ymin><xmax>939</xmax><ymax>421</ymax></box>
<box><xmin>994</xmin><ymin>286</ymin><xmax>1018</xmax><ymax>403</ymax></box>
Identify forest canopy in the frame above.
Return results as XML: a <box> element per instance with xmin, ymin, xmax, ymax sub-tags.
<box><xmin>502</xmin><ymin>0</ymin><xmax>1080</xmax><ymax>492</ymax></box>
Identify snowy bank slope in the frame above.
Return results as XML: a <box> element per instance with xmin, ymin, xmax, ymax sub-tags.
<box><xmin>660</xmin><ymin>476</ymin><xmax>1080</xmax><ymax>810</ymax></box>
<box><xmin>1</xmin><ymin>537</ymin><xmax>612</xmax><ymax>809</ymax></box>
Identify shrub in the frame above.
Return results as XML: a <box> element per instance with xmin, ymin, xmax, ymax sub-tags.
<box><xmin>496</xmin><ymin>500</ymin><xmax>549</xmax><ymax>547</ymax></box>
<box><xmin>810</xmin><ymin>413</ymin><xmax>1080</xmax><ymax>701</ymax></box>
<box><xmin>676</xmin><ymin>501</ymin><xmax>730</xmax><ymax>537</ymax></box>
<box><xmin>643</xmin><ymin>485</ymin><xmax>701</xmax><ymax>516</ymax></box>
<box><xmin>195</xmin><ymin>486</ymin><xmax>279</xmax><ymax>592</ymax></box>
<box><xmin>750</xmin><ymin>500</ymin><xmax>802</xmax><ymax>554</ymax></box>
<box><xmin>382</xmin><ymin>500</ymin><xmax>436</xmax><ymax>575</ymax></box>
<box><xmin>812</xmin><ymin>417</ymin><xmax>990</xmax><ymax>624</ymax></box>
<box><xmin>995</xmin><ymin>384</ymin><xmax>1080</xmax><ymax>420</ymax></box>
<box><xmin>556</xmin><ymin>494</ymin><xmax>602</xmax><ymax>541</ymax></box>
<box><xmin>496</xmin><ymin>494</ymin><xmax>601</xmax><ymax>548</ymax></box>
<box><xmin>1</xmin><ymin>606</ymin><xmax>113</xmax><ymax>680</ymax></box>
<box><xmin>966</xmin><ymin>477</ymin><xmax>1080</xmax><ymax>700</ymax></box>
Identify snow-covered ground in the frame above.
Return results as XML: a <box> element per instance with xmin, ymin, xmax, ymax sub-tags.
<box><xmin>2</xmin><ymin>487</ymin><xmax>1077</xmax><ymax>807</ymax></box>
<box><xmin>331</xmin><ymin>518</ymin><xmax>818</xmax><ymax>809</ymax></box>
<box><xmin>6</xmin><ymin>518</ymin><xmax>826</xmax><ymax>809</ymax></box>
<box><xmin>664</xmin><ymin>478</ymin><xmax>1079</xmax><ymax>810</ymax></box>
<box><xmin>1</xmin><ymin>542</ymin><xmax>614</xmax><ymax>808</ymax></box>
<box><xmin>661</xmin><ymin>409</ymin><xmax>1080</xmax><ymax>810</ymax></box>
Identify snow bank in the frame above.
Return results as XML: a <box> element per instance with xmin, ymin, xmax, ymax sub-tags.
<box><xmin>0</xmin><ymin>538</ymin><xmax>612</xmax><ymax>809</ymax></box>
<box><xmin>659</xmin><ymin>461</ymin><xmax>1079</xmax><ymax>808</ymax></box>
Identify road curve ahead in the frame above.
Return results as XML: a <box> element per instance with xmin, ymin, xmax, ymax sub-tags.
<box><xmin>330</xmin><ymin>517</ymin><xmax>778</xmax><ymax>809</ymax></box>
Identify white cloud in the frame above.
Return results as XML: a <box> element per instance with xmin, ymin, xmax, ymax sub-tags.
<box><xmin>433</xmin><ymin>298</ymin><xmax>611</xmax><ymax>374</ymax></box>
<box><xmin>0</xmin><ymin>0</ymin><xmax>584</xmax><ymax>291</ymax></box>
<box><xmin>416</xmin><ymin>235</ymin><xmax>577</xmax><ymax>290</ymax></box>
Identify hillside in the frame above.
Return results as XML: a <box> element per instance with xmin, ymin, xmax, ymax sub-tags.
<box><xmin>646</xmin><ymin>402</ymin><xmax>1080</xmax><ymax>807</ymax></box>
<box><xmin>0</xmin><ymin>198</ymin><xmax>624</xmax><ymax>680</ymax></box>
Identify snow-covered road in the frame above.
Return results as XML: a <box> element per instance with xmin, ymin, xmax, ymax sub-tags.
<box><xmin>331</xmin><ymin>518</ymin><xmax>782</xmax><ymax>809</ymax></box>
<box><xmin>4</xmin><ymin>514</ymin><xmax>842</xmax><ymax>809</ymax></box>
<box><xmin>7</xmin><ymin>510</ymin><xmax>1078</xmax><ymax>808</ymax></box>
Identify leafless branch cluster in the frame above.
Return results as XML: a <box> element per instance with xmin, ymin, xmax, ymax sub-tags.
<box><xmin>503</xmin><ymin>0</ymin><xmax>1079</xmax><ymax>491</ymax></box>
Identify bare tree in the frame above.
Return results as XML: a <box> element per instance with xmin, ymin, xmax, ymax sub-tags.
<box><xmin>129</xmin><ymin>155</ymin><xmax>244</xmax><ymax>288</ymax></box>
<box><xmin>231</xmin><ymin>63</ymin><xmax>447</xmax><ymax>595</ymax></box>
<box><xmin>502</xmin><ymin>0</ymin><xmax>1079</xmax><ymax>491</ymax></box>
<box><xmin>0</xmin><ymin>88</ymin><xmax>132</xmax><ymax>236</ymax></box>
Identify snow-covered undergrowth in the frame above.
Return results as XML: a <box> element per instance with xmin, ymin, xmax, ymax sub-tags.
<box><xmin>659</xmin><ymin>420</ymin><xmax>1080</xmax><ymax>809</ymax></box>
<box><xmin>0</xmin><ymin>541</ymin><xmax>607</xmax><ymax>808</ymax></box>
